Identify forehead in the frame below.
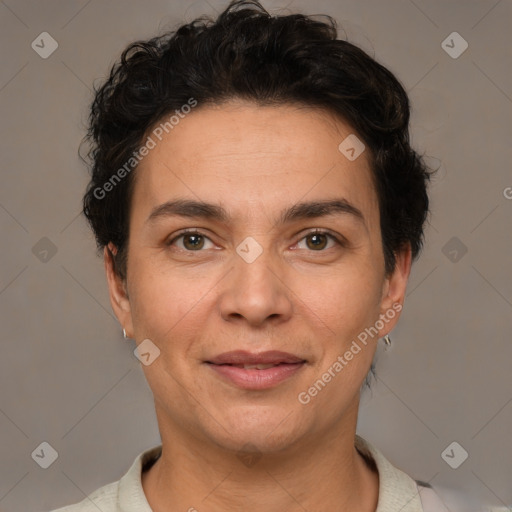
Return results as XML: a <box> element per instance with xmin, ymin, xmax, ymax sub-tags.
<box><xmin>131</xmin><ymin>101</ymin><xmax>379</xmax><ymax>229</ymax></box>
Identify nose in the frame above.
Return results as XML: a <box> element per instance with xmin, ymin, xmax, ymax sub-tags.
<box><xmin>218</xmin><ymin>244</ymin><xmax>293</xmax><ymax>328</ymax></box>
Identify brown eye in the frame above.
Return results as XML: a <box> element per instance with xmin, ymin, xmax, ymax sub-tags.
<box><xmin>182</xmin><ymin>233</ymin><xmax>205</xmax><ymax>250</ymax></box>
<box><xmin>306</xmin><ymin>233</ymin><xmax>328</xmax><ymax>250</ymax></box>
<box><xmin>167</xmin><ymin>231</ymin><xmax>214</xmax><ymax>251</ymax></box>
<box><xmin>296</xmin><ymin>230</ymin><xmax>340</xmax><ymax>251</ymax></box>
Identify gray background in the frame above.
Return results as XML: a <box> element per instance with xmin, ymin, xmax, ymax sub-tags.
<box><xmin>0</xmin><ymin>0</ymin><xmax>511</xmax><ymax>511</ymax></box>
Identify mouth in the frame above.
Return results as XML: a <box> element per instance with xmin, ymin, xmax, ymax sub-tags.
<box><xmin>205</xmin><ymin>351</ymin><xmax>307</xmax><ymax>390</ymax></box>
<box><xmin>214</xmin><ymin>362</ymin><xmax>295</xmax><ymax>369</ymax></box>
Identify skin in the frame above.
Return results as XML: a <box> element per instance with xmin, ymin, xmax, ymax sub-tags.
<box><xmin>105</xmin><ymin>100</ymin><xmax>412</xmax><ymax>512</ymax></box>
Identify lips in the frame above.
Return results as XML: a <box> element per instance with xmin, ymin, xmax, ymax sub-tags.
<box><xmin>206</xmin><ymin>350</ymin><xmax>306</xmax><ymax>366</ymax></box>
<box><xmin>229</xmin><ymin>363</ymin><xmax>281</xmax><ymax>370</ymax></box>
<box><xmin>205</xmin><ymin>350</ymin><xmax>307</xmax><ymax>390</ymax></box>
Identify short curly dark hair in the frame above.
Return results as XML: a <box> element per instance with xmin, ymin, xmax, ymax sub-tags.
<box><xmin>82</xmin><ymin>0</ymin><xmax>435</xmax><ymax>281</ymax></box>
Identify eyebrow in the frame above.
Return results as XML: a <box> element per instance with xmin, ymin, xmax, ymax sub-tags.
<box><xmin>145</xmin><ymin>198</ymin><xmax>366</xmax><ymax>227</ymax></box>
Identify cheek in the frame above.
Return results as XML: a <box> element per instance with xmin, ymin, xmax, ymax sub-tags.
<box><xmin>296</xmin><ymin>263</ymin><xmax>383</xmax><ymax>339</ymax></box>
<box><xmin>128</xmin><ymin>264</ymin><xmax>212</xmax><ymax>341</ymax></box>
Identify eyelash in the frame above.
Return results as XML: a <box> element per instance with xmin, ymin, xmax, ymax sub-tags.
<box><xmin>166</xmin><ymin>228</ymin><xmax>345</xmax><ymax>252</ymax></box>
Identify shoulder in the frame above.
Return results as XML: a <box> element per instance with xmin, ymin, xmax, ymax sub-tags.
<box><xmin>417</xmin><ymin>482</ymin><xmax>490</xmax><ymax>512</ymax></box>
<box><xmin>47</xmin><ymin>444</ymin><xmax>162</xmax><ymax>512</ymax></box>
<box><xmin>48</xmin><ymin>481</ymin><xmax>119</xmax><ymax>511</ymax></box>
<box><xmin>417</xmin><ymin>483</ymin><xmax>451</xmax><ymax>512</ymax></box>
<box><xmin>355</xmin><ymin>435</ymin><xmax>481</xmax><ymax>512</ymax></box>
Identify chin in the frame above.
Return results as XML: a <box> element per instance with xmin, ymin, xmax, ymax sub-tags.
<box><xmin>204</xmin><ymin>404</ymin><xmax>307</xmax><ymax>454</ymax></box>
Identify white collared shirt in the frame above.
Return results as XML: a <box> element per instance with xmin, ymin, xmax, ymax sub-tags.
<box><xmin>49</xmin><ymin>435</ymin><xmax>466</xmax><ymax>511</ymax></box>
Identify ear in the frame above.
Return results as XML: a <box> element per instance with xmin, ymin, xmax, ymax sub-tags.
<box><xmin>104</xmin><ymin>242</ymin><xmax>134</xmax><ymax>338</ymax></box>
<box><xmin>377</xmin><ymin>244</ymin><xmax>412</xmax><ymax>337</ymax></box>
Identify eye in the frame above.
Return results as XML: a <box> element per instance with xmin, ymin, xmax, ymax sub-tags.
<box><xmin>166</xmin><ymin>229</ymin><xmax>343</xmax><ymax>253</ymax></box>
<box><xmin>295</xmin><ymin>229</ymin><xmax>341</xmax><ymax>251</ymax></box>
<box><xmin>167</xmin><ymin>230</ymin><xmax>215</xmax><ymax>251</ymax></box>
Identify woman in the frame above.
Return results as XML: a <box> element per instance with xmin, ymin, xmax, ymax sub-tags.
<box><xmin>52</xmin><ymin>1</ymin><xmax>463</xmax><ymax>510</ymax></box>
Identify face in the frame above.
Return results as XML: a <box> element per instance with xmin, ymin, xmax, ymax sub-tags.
<box><xmin>105</xmin><ymin>100</ymin><xmax>411</xmax><ymax>454</ymax></box>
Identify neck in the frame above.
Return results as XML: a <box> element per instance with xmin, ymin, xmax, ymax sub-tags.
<box><xmin>142</xmin><ymin>403</ymin><xmax>379</xmax><ymax>512</ymax></box>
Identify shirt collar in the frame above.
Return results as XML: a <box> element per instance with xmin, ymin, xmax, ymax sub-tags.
<box><xmin>118</xmin><ymin>436</ymin><xmax>424</xmax><ymax>512</ymax></box>
<box><xmin>355</xmin><ymin>434</ymin><xmax>424</xmax><ymax>512</ymax></box>
<box><xmin>118</xmin><ymin>445</ymin><xmax>161</xmax><ymax>511</ymax></box>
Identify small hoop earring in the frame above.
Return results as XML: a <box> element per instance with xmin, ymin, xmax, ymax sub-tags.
<box><xmin>123</xmin><ymin>328</ymin><xmax>128</xmax><ymax>339</ymax></box>
<box><xmin>383</xmin><ymin>334</ymin><xmax>392</xmax><ymax>347</ymax></box>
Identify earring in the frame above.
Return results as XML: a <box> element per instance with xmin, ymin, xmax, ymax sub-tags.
<box><xmin>383</xmin><ymin>334</ymin><xmax>392</xmax><ymax>347</ymax></box>
<box><xmin>123</xmin><ymin>328</ymin><xmax>128</xmax><ymax>340</ymax></box>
